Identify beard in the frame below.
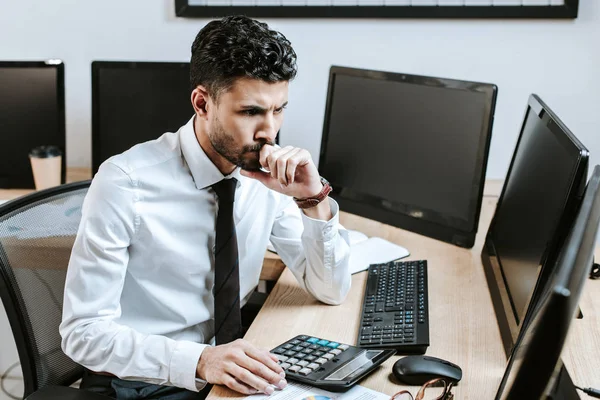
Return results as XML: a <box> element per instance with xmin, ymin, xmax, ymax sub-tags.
<box><xmin>208</xmin><ymin>117</ymin><xmax>275</xmax><ymax>172</ymax></box>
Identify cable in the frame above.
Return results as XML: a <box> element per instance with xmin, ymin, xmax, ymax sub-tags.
<box><xmin>575</xmin><ymin>384</ymin><xmax>600</xmax><ymax>398</ymax></box>
<box><xmin>0</xmin><ymin>361</ymin><xmax>22</xmax><ymax>400</ymax></box>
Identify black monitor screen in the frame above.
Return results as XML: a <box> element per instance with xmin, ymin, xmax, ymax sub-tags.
<box><xmin>489</xmin><ymin>96</ymin><xmax>587</xmax><ymax>326</ymax></box>
<box><xmin>495</xmin><ymin>165</ymin><xmax>600</xmax><ymax>400</ymax></box>
<box><xmin>92</xmin><ymin>61</ymin><xmax>193</xmax><ymax>173</ymax></box>
<box><xmin>0</xmin><ymin>61</ymin><xmax>65</xmax><ymax>188</ymax></box>
<box><xmin>319</xmin><ymin>66</ymin><xmax>497</xmax><ymax>248</ymax></box>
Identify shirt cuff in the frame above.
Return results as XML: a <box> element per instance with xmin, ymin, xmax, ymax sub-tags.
<box><xmin>169</xmin><ymin>340</ymin><xmax>208</xmax><ymax>392</ymax></box>
<box><xmin>300</xmin><ymin>197</ymin><xmax>340</xmax><ymax>241</ymax></box>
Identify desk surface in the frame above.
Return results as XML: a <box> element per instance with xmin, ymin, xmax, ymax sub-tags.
<box><xmin>208</xmin><ymin>195</ymin><xmax>600</xmax><ymax>399</ymax></box>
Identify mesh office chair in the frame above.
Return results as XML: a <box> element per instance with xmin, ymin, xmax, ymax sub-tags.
<box><xmin>0</xmin><ymin>181</ymin><xmax>109</xmax><ymax>400</ymax></box>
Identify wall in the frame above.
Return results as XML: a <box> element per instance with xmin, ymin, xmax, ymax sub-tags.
<box><xmin>0</xmin><ymin>0</ymin><xmax>598</xmax><ymax>179</ymax></box>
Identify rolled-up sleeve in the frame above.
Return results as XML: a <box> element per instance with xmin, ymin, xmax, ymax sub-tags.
<box><xmin>59</xmin><ymin>162</ymin><xmax>205</xmax><ymax>392</ymax></box>
<box><xmin>269</xmin><ymin>197</ymin><xmax>351</xmax><ymax>305</ymax></box>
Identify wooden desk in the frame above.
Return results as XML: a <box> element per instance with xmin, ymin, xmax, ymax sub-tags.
<box><xmin>208</xmin><ymin>195</ymin><xmax>600</xmax><ymax>399</ymax></box>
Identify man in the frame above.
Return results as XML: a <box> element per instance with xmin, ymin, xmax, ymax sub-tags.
<box><xmin>60</xmin><ymin>15</ymin><xmax>351</xmax><ymax>400</ymax></box>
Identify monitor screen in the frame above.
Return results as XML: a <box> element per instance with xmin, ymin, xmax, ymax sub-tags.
<box><xmin>0</xmin><ymin>61</ymin><xmax>66</xmax><ymax>188</ymax></box>
<box><xmin>319</xmin><ymin>66</ymin><xmax>497</xmax><ymax>248</ymax></box>
<box><xmin>92</xmin><ymin>61</ymin><xmax>193</xmax><ymax>174</ymax></box>
<box><xmin>482</xmin><ymin>95</ymin><xmax>588</xmax><ymax>355</ymax></box>
<box><xmin>495</xmin><ymin>164</ymin><xmax>600</xmax><ymax>400</ymax></box>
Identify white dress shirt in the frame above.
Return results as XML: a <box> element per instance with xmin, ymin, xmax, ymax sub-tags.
<box><xmin>59</xmin><ymin>117</ymin><xmax>351</xmax><ymax>392</ymax></box>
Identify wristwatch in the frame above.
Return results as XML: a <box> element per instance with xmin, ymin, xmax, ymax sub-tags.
<box><xmin>293</xmin><ymin>177</ymin><xmax>332</xmax><ymax>209</ymax></box>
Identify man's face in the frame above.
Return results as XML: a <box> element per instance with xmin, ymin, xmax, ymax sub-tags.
<box><xmin>206</xmin><ymin>78</ymin><xmax>289</xmax><ymax>171</ymax></box>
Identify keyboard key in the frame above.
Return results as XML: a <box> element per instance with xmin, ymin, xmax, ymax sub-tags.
<box><xmin>337</xmin><ymin>344</ymin><xmax>350</xmax><ymax>351</ymax></box>
<box><xmin>284</xmin><ymin>351</ymin><xmax>296</xmax><ymax>357</ymax></box>
<box><xmin>290</xmin><ymin>340</ymin><xmax>301</xmax><ymax>345</ymax></box>
<box><xmin>326</xmin><ymin>342</ymin><xmax>339</xmax><ymax>348</ymax></box>
<box><xmin>299</xmin><ymin>368</ymin><xmax>312</xmax><ymax>376</ymax></box>
<box><xmin>307</xmin><ymin>337</ymin><xmax>319</xmax><ymax>344</ymax></box>
<box><xmin>297</xmin><ymin>360</ymin><xmax>309</xmax><ymax>367</ymax></box>
<box><xmin>308</xmin><ymin>363</ymin><xmax>320</xmax><ymax>369</ymax></box>
<box><xmin>315</xmin><ymin>358</ymin><xmax>328</xmax><ymax>364</ymax></box>
<box><xmin>276</xmin><ymin>355</ymin><xmax>288</xmax><ymax>362</ymax></box>
<box><xmin>329</xmin><ymin>349</ymin><xmax>342</xmax><ymax>355</ymax></box>
<box><xmin>317</xmin><ymin>339</ymin><xmax>330</xmax><ymax>346</ymax></box>
<box><xmin>287</xmin><ymin>358</ymin><xmax>299</xmax><ymax>364</ymax></box>
<box><xmin>288</xmin><ymin>365</ymin><xmax>301</xmax><ymax>373</ymax></box>
<box><xmin>280</xmin><ymin>362</ymin><xmax>291</xmax><ymax>369</ymax></box>
<box><xmin>323</xmin><ymin>353</ymin><xmax>334</xmax><ymax>360</ymax></box>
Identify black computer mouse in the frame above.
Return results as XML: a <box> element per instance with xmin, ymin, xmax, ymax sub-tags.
<box><xmin>392</xmin><ymin>355</ymin><xmax>462</xmax><ymax>385</ymax></box>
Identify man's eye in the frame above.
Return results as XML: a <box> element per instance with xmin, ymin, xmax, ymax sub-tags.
<box><xmin>243</xmin><ymin>109</ymin><xmax>259</xmax><ymax>116</ymax></box>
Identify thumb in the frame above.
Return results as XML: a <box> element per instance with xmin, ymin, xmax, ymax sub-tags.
<box><xmin>240</xmin><ymin>169</ymin><xmax>272</xmax><ymax>185</ymax></box>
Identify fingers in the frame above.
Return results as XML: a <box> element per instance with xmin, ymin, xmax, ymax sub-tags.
<box><xmin>228</xmin><ymin>365</ymin><xmax>280</xmax><ymax>395</ymax></box>
<box><xmin>222</xmin><ymin>374</ymin><xmax>259</xmax><ymax>395</ymax></box>
<box><xmin>244</xmin><ymin>346</ymin><xmax>285</xmax><ymax>379</ymax></box>
<box><xmin>263</xmin><ymin>146</ymin><xmax>310</xmax><ymax>186</ymax></box>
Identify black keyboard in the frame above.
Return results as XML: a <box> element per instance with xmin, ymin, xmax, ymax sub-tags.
<box><xmin>357</xmin><ymin>260</ymin><xmax>429</xmax><ymax>354</ymax></box>
<box><xmin>271</xmin><ymin>335</ymin><xmax>395</xmax><ymax>391</ymax></box>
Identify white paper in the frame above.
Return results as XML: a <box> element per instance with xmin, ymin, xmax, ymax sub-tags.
<box><xmin>349</xmin><ymin>237</ymin><xmax>410</xmax><ymax>274</ymax></box>
<box><xmin>249</xmin><ymin>381</ymin><xmax>389</xmax><ymax>400</ymax></box>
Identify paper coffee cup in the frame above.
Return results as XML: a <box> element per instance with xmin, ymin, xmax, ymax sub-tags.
<box><xmin>29</xmin><ymin>145</ymin><xmax>62</xmax><ymax>190</ymax></box>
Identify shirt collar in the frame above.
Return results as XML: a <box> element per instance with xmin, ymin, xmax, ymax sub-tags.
<box><xmin>180</xmin><ymin>116</ymin><xmax>243</xmax><ymax>190</ymax></box>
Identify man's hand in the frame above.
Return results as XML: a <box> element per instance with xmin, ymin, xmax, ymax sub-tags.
<box><xmin>196</xmin><ymin>339</ymin><xmax>287</xmax><ymax>395</ymax></box>
<box><xmin>240</xmin><ymin>145</ymin><xmax>323</xmax><ymax>199</ymax></box>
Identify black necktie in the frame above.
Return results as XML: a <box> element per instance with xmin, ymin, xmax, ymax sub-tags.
<box><xmin>212</xmin><ymin>178</ymin><xmax>242</xmax><ymax>345</ymax></box>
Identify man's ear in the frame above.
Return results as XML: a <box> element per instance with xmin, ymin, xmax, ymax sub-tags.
<box><xmin>191</xmin><ymin>85</ymin><xmax>211</xmax><ymax>120</ymax></box>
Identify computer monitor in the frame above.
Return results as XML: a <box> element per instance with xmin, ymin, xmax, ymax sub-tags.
<box><xmin>318</xmin><ymin>66</ymin><xmax>497</xmax><ymax>248</ymax></box>
<box><xmin>481</xmin><ymin>94</ymin><xmax>589</xmax><ymax>356</ymax></box>
<box><xmin>0</xmin><ymin>60</ymin><xmax>66</xmax><ymax>188</ymax></box>
<box><xmin>495</xmin><ymin>164</ymin><xmax>600</xmax><ymax>400</ymax></box>
<box><xmin>92</xmin><ymin>61</ymin><xmax>193</xmax><ymax>174</ymax></box>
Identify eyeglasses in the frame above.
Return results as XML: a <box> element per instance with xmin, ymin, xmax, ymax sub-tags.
<box><xmin>390</xmin><ymin>378</ymin><xmax>455</xmax><ymax>400</ymax></box>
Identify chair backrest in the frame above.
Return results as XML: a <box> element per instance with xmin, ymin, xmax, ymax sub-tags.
<box><xmin>0</xmin><ymin>181</ymin><xmax>90</xmax><ymax>397</ymax></box>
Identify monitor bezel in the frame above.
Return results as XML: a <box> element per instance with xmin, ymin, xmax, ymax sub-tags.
<box><xmin>0</xmin><ymin>60</ymin><xmax>66</xmax><ymax>188</ymax></box>
<box><xmin>91</xmin><ymin>60</ymin><xmax>190</xmax><ymax>174</ymax></box>
<box><xmin>482</xmin><ymin>94</ymin><xmax>589</xmax><ymax>357</ymax></box>
<box><xmin>318</xmin><ymin>65</ymin><xmax>497</xmax><ymax>248</ymax></box>
<box><xmin>494</xmin><ymin>164</ymin><xmax>600</xmax><ymax>399</ymax></box>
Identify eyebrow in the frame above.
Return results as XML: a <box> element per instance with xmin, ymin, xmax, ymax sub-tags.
<box><xmin>240</xmin><ymin>101</ymin><xmax>288</xmax><ymax>112</ymax></box>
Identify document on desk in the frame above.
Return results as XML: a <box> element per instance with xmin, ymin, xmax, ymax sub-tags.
<box><xmin>349</xmin><ymin>237</ymin><xmax>410</xmax><ymax>274</ymax></box>
<box><xmin>249</xmin><ymin>382</ymin><xmax>389</xmax><ymax>400</ymax></box>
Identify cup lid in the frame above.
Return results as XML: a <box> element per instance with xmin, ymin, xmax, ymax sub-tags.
<box><xmin>29</xmin><ymin>145</ymin><xmax>62</xmax><ymax>158</ymax></box>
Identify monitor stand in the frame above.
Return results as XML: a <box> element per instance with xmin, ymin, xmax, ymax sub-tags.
<box><xmin>547</xmin><ymin>366</ymin><xmax>580</xmax><ymax>400</ymax></box>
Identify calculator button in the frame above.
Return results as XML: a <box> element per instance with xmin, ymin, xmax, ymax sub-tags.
<box><xmin>280</xmin><ymin>363</ymin><xmax>291</xmax><ymax>369</ymax></box>
<box><xmin>313</xmin><ymin>351</ymin><xmax>324</xmax><ymax>357</ymax></box>
<box><xmin>326</xmin><ymin>342</ymin><xmax>339</xmax><ymax>349</ymax></box>
<box><xmin>309</xmin><ymin>344</ymin><xmax>320</xmax><ymax>350</ymax></box>
<box><xmin>297</xmin><ymin>360</ymin><xmax>309</xmax><ymax>367</ymax></box>
<box><xmin>315</xmin><ymin>358</ymin><xmax>328</xmax><ymax>364</ymax></box>
<box><xmin>317</xmin><ymin>340</ymin><xmax>330</xmax><ymax>346</ymax></box>
<box><xmin>287</xmin><ymin>358</ymin><xmax>299</xmax><ymax>364</ymax></box>
<box><xmin>308</xmin><ymin>363</ymin><xmax>320</xmax><ymax>369</ymax></box>
<box><xmin>329</xmin><ymin>349</ymin><xmax>342</xmax><ymax>355</ymax></box>
<box><xmin>297</xmin><ymin>335</ymin><xmax>309</xmax><ymax>340</ymax></box>
<box><xmin>272</xmin><ymin>348</ymin><xmax>286</xmax><ymax>355</ymax></box>
<box><xmin>288</xmin><ymin>365</ymin><xmax>302</xmax><ymax>373</ymax></box>
<box><xmin>322</xmin><ymin>353</ymin><xmax>334</xmax><ymax>360</ymax></box>
<box><xmin>276</xmin><ymin>355</ymin><xmax>289</xmax><ymax>362</ymax></box>
<box><xmin>284</xmin><ymin>351</ymin><xmax>296</xmax><ymax>357</ymax></box>
<box><xmin>296</xmin><ymin>352</ymin><xmax>308</xmax><ymax>359</ymax></box>
<box><xmin>337</xmin><ymin>344</ymin><xmax>350</xmax><ymax>351</ymax></box>
<box><xmin>282</xmin><ymin>344</ymin><xmax>294</xmax><ymax>349</ymax></box>
<box><xmin>299</xmin><ymin>368</ymin><xmax>312</xmax><ymax>376</ymax></box>
<box><xmin>304</xmin><ymin>355</ymin><xmax>317</xmax><ymax>362</ymax></box>
<box><xmin>290</xmin><ymin>340</ymin><xmax>301</xmax><ymax>345</ymax></box>
<box><xmin>299</xmin><ymin>342</ymin><xmax>311</xmax><ymax>348</ymax></box>
<box><xmin>307</xmin><ymin>337</ymin><xmax>319</xmax><ymax>344</ymax></box>
<box><xmin>292</xmin><ymin>346</ymin><xmax>304</xmax><ymax>352</ymax></box>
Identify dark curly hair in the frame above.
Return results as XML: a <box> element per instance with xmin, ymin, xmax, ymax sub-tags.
<box><xmin>190</xmin><ymin>15</ymin><xmax>297</xmax><ymax>99</ymax></box>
